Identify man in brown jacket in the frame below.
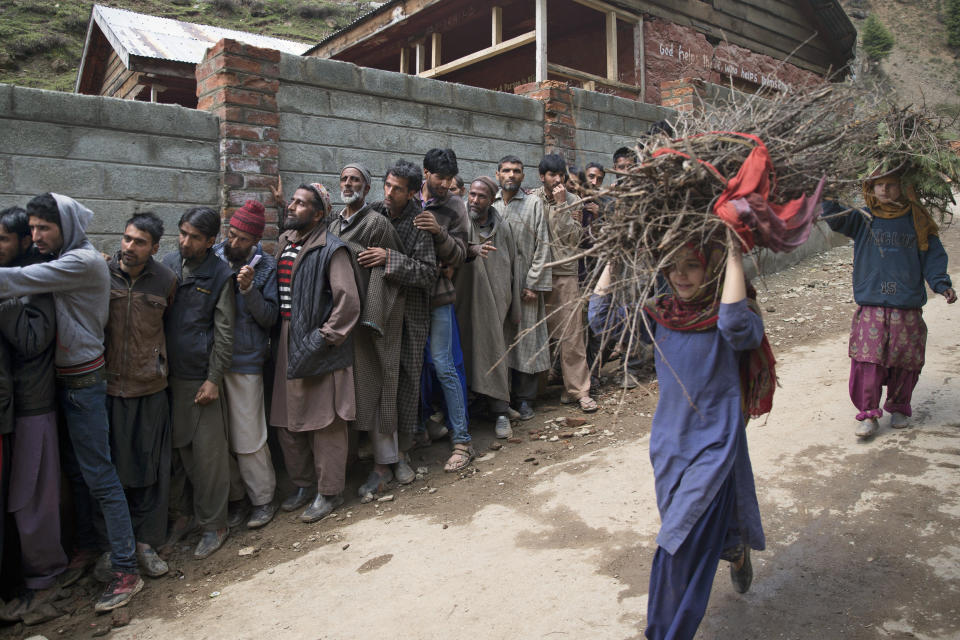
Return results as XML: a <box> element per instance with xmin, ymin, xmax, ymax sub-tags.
<box><xmin>104</xmin><ymin>212</ymin><xmax>177</xmax><ymax>576</ymax></box>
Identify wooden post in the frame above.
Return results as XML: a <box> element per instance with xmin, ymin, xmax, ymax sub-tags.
<box><xmin>415</xmin><ymin>41</ymin><xmax>426</xmax><ymax>73</ymax></box>
<box><xmin>492</xmin><ymin>6</ymin><xmax>502</xmax><ymax>45</ymax></box>
<box><xmin>400</xmin><ymin>47</ymin><xmax>409</xmax><ymax>74</ymax></box>
<box><xmin>535</xmin><ymin>0</ymin><xmax>547</xmax><ymax>82</ymax></box>
<box><xmin>431</xmin><ymin>32</ymin><xmax>442</xmax><ymax>69</ymax></box>
<box><xmin>605</xmin><ymin>11</ymin><xmax>618</xmax><ymax>82</ymax></box>
<box><xmin>636</xmin><ymin>16</ymin><xmax>645</xmax><ymax>102</ymax></box>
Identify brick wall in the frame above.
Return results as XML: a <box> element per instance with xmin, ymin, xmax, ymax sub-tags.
<box><xmin>196</xmin><ymin>40</ymin><xmax>281</xmax><ymax>242</ymax></box>
<box><xmin>0</xmin><ymin>83</ymin><xmax>219</xmax><ymax>253</ymax></box>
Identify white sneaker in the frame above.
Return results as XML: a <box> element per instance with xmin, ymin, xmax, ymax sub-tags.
<box><xmin>855</xmin><ymin>418</ymin><xmax>879</xmax><ymax>438</ymax></box>
<box><xmin>494</xmin><ymin>415</ymin><xmax>513</xmax><ymax>439</ymax></box>
<box><xmin>890</xmin><ymin>412</ymin><xmax>909</xmax><ymax>429</ymax></box>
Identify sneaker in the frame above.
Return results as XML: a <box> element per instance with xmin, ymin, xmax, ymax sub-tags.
<box><xmin>494</xmin><ymin>415</ymin><xmax>513</xmax><ymax>439</ymax></box>
<box><xmin>394</xmin><ymin>456</ymin><xmax>416</xmax><ymax>485</ymax></box>
<box><xmin>137</xmin><ymin>547</ymin><xmax>169</xmax><ymax>578</ymax></box>
<box><xmin>515</xmin><ymin>401</ymin><xmax>534</xmax><ymax>421</ymax></box>
<box><xmin>890</xmin><ymin>412</ymin><xmax>910</xmax><ymax>429</ymax></box>
<box><xmin>227</xmin><ymin>500</ymin><xmax>250</xmax><ymax>528</ymax></box>
<box><xmin>855</xmin><ymin>417</ymin><xmax>879</xmax><ymax>438</ymax></box>
<box><xmin>93</xmin><ymin>551</ymin><xmax>113</xmax><ymax>583</ymax></box>
<box><xmin>247</xmin><ymin>502</ymin><xmax>278</xmax><ymax>529</ymax></box>
<box><xmin>94</xmin><ymin>571</ymin><xmax>143</xmax><ymax>613</ymax></box>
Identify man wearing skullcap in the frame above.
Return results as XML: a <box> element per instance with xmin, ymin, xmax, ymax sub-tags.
<box><xmin>214</xmin><ymin>200</ymin><xmax>279</xmax><ymax>530</ymax></box>
<box><xmin>328</xmin><ymin>164</ymin><xmax>407</xmax><ymax>497</ymax></box>
<box><xmin>452</xmin><ymin>177</ymin><xmax>522</xmax><ymax>463</ymax></box>
<box><xmin>270</xmin><ymin>183</ymin><xmax>361</xmax><ymax>523</ymax></box>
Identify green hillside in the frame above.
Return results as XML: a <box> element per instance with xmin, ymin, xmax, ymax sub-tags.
<box><xmin>0</xmin><ymin>0</ymin><xmax>366</xmax><ymax>92</ymax></box>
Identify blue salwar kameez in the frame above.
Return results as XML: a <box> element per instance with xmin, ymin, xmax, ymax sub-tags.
<box><xmin>643</xmin><ymin>299</ymin><xmax>766</xmax><ymax>640</ymax></box>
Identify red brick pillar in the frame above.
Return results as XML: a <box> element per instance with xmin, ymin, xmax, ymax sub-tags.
<box><xmin>196</xmin><ymin>38</ymin><xmax>281</xmax><ymax>245</ymax></box>
<box><xmin>659</xmin><ymin>78</ymin><xmax>704</xmax><ymax>113</ymax></box>
<box><xmin>514</xmin><ymin>80</ymin><xmax>577</xmax><ymax>164</ymax></box>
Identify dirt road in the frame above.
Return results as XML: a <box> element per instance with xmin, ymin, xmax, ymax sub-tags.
<box><xmin>9</xmin><ymin>227</ymin><xmax>959</xmax><ymax>640</ymax></box>
<box><xmin>92</xmin><ymin>265</ymin><xmax>957</xmax><ymax>638</ymax></box>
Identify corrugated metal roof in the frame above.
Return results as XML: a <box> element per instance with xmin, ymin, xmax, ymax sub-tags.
<box><xmin>92</xmin><ymin>4</ymin><xmax>311</xmax><ymax>67</ymax></box>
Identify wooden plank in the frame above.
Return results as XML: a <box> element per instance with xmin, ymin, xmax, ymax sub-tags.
<box><xmin>492</xmin><ymin>6</ymin><xmax>502</xmax><ymax>45</ymax></box>
<box><xmin>606</xmin><ymin>11</ymin><xmax>618</xmax><ymax>81</ymax></box>
<box><xmin>625</xmin><ymin>0</ymin><xmax>836</xmax><ymax>73</ymax></box>
<box><xmin>547</xmin><ymin>62</ymin><xmax>641</xmax><ymax>94</ymax></box>
<box><xmin>307</xmin><ymin>0</ymin><xmax>447</xmax><ymax>58</ymax></box>
<box><xmin>419</xmin><ymin>30</ymin><xmax>536</xmax><ymax>79</ymax></box>
<box><xmin>400</xmin><ymin>47</ymin><xmax>410</xmax><ymax>73</ymax></box>
<box><xmin>535</xmin><ymin>0</ymin><xmax>547</xmax><ymax>82</ymax></box>
<box><xmin>415</xmin><ymin>41</ymin><xmax>426</xmax><ymax>73</ymax></box>
<box><xmin>431</xmin><ymin>32</ymin><xmax>442</xmax><ymax>68</ymax></box>
<box><xmin>636</xmin><ymin>16</ymin><xmax>645</xmax><ymax>101</ymax></box>
<box><xmin>572</xmin><ymin>0</ymin><xmax>638</xmax><ymax>21</ymax></box>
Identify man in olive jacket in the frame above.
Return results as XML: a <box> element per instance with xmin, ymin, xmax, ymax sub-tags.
<box><xmin>162</xmin><ymin>207</ymin><xmax>235</xmax><ymax>560</ymax></box>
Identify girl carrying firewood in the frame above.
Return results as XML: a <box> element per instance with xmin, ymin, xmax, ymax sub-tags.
<box><xmin>821</xmin><ymin>168</ymin><xmax>956</xmax><ymax>439</ymax></box>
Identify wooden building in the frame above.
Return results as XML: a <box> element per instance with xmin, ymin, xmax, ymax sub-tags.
<box><xmin>306</xmin><ymin>0</ymin><xmax>856</xmax><ymax>103</ymax></box>
<box><xmin>75</xmin><ymin>5</ymin><xmax>310</xmax><ymax>107</ymax></box>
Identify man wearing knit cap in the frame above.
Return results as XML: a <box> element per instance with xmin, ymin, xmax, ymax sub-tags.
<box><xmin>270</xmin><ymin>183</ymin><xmax>361</xmax><ymax>523</ymax></box>
<box><xmin>328</xmin><ymin>164</ymin><xmax>407</xmax><ymax>497</ymax></box>
<box><xmin>214</xmin><ymin>200</ymin><xmax>280</xmax><ymax>530</ymax></box>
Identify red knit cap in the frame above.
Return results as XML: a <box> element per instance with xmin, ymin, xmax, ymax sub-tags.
<box><xmin>230</xmin><ymin>200</ymin><xmax>266</xmax><ymax>238</ymax></box>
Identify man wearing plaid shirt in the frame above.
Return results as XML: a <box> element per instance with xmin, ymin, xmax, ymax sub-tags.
<box><xmin>364</xmin><ymin>160</ymin><xmax>437</xmax><ymax>484</ymax></box>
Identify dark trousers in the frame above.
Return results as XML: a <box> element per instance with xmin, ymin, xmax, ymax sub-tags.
<box><xmin>58</xmin><ymin>372</ymin><xmax>137</xmax><ymax>573</ymax></box>
<box><xmin>645</xmin><ymin>474</ymin><xmax>736</xmax><ymax>640</ymax></box>
<box><xmin>9</xmin><ymin>413</ymin><xmax>67</xmax><ymax>589</ymax></box>
<box><xmin>510</xmin><ymin>369</ymin><xmax>539</xmax><ymax>404</ymax></box>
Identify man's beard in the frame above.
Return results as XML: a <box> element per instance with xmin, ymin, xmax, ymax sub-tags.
<box><xmin>341</xmin><ymin>190</ymin><xmax>363</xmax><ymax>206</ymax></box>
<box><xmin>223</xmin><ymin>243</ymin><xmax>249</xmax><ymax>263</ymax></box>
<box><xmin>499</xmin><ymin>180</ymin><xmax>518</xmax><ymax>193</ymax></box>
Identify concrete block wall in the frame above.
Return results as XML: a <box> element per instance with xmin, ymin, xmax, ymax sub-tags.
<box><xmin>275</xmin><ymin>54</ymin><xmax>546</xmax><ymax>203</ymax></box>
<box><xmin>571</xmin><ymin>88</ymin><xmax>673</xmax><ymax>176</ymax></box>
<box><xmin>0</xmin><ymin>83</ymin><xmax>220</xmax><ymax>253</ymax></box>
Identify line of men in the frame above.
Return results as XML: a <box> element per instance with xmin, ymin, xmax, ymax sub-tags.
<box><xmin>0</xmin><ymin>146</ymin><xmax>630</xmax><ymax>621</ymax></box>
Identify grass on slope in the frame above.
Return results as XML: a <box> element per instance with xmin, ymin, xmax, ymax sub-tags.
<box><xmin>0</xmin><ymin>0</ymin><xmax>364</xmax><ymax>92</ymax></box>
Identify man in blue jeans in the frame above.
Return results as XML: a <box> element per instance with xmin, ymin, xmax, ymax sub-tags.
<box><xmin>412</xmin><ymin>148</ymin><xmax>474</xmax><ymax>472</ymax></box>
<box><xmin>0</xmin><ymin>193</ymin><xmax>141</xmax><ymax>612</ymax></box>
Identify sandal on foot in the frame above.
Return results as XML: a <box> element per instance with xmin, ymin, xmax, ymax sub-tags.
<box><xmin>578</xmin><ymin>396</ymin><xmax>599</xmax><ymax>413</ymax></box>
<box><xmin>444</xmin><ymin>443</ymin><xmax>475</xmax><ymax>473</ymax></box>
<box><xmin>729</xmin><ymin>546</ymin><xmax>753</xmax><ymax>594</ymax></box>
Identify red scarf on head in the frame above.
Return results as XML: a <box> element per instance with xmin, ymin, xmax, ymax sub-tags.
<box><xmin>644</xmin><ymin>243</ymin><xmax>777</xmax><ymax>418</ymax></box>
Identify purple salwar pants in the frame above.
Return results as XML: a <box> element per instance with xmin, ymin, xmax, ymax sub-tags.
<box><xmin>8</xmin><ymin>412</ymin><xmax>67</xmax><ymax>589</ymax></box>
<box><xmin>849</xmin><ymin>361</ymin><xmax>920</xmax><ymax>421</ymax></box>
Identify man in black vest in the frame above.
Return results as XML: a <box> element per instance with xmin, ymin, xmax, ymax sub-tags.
<box><xmin>270</xmin><ymin>182</ymin><xmax>361</xmax><ymax>523</ymax></box>
<box><xmin>162</xmin><ymin>207</ymin><xmax>235</xmax><ymax>559</ymax></box>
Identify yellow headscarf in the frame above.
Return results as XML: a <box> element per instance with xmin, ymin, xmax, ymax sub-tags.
<box><xmin>862</xmin><ymin>175</ymin><xmax>939</xmax><ymax>251</ymax></box>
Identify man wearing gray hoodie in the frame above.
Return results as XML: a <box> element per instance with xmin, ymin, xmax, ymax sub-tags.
<box><xmin>0</xmin><ymin>193</ymin><xmax>142</xmax><ymax>613</ymax></box>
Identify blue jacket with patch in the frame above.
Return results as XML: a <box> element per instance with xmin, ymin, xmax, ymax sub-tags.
<box><xmin>822</xmin><ymin>201</ymin><xmax>952</xmax><ymax>309</ymax></box>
